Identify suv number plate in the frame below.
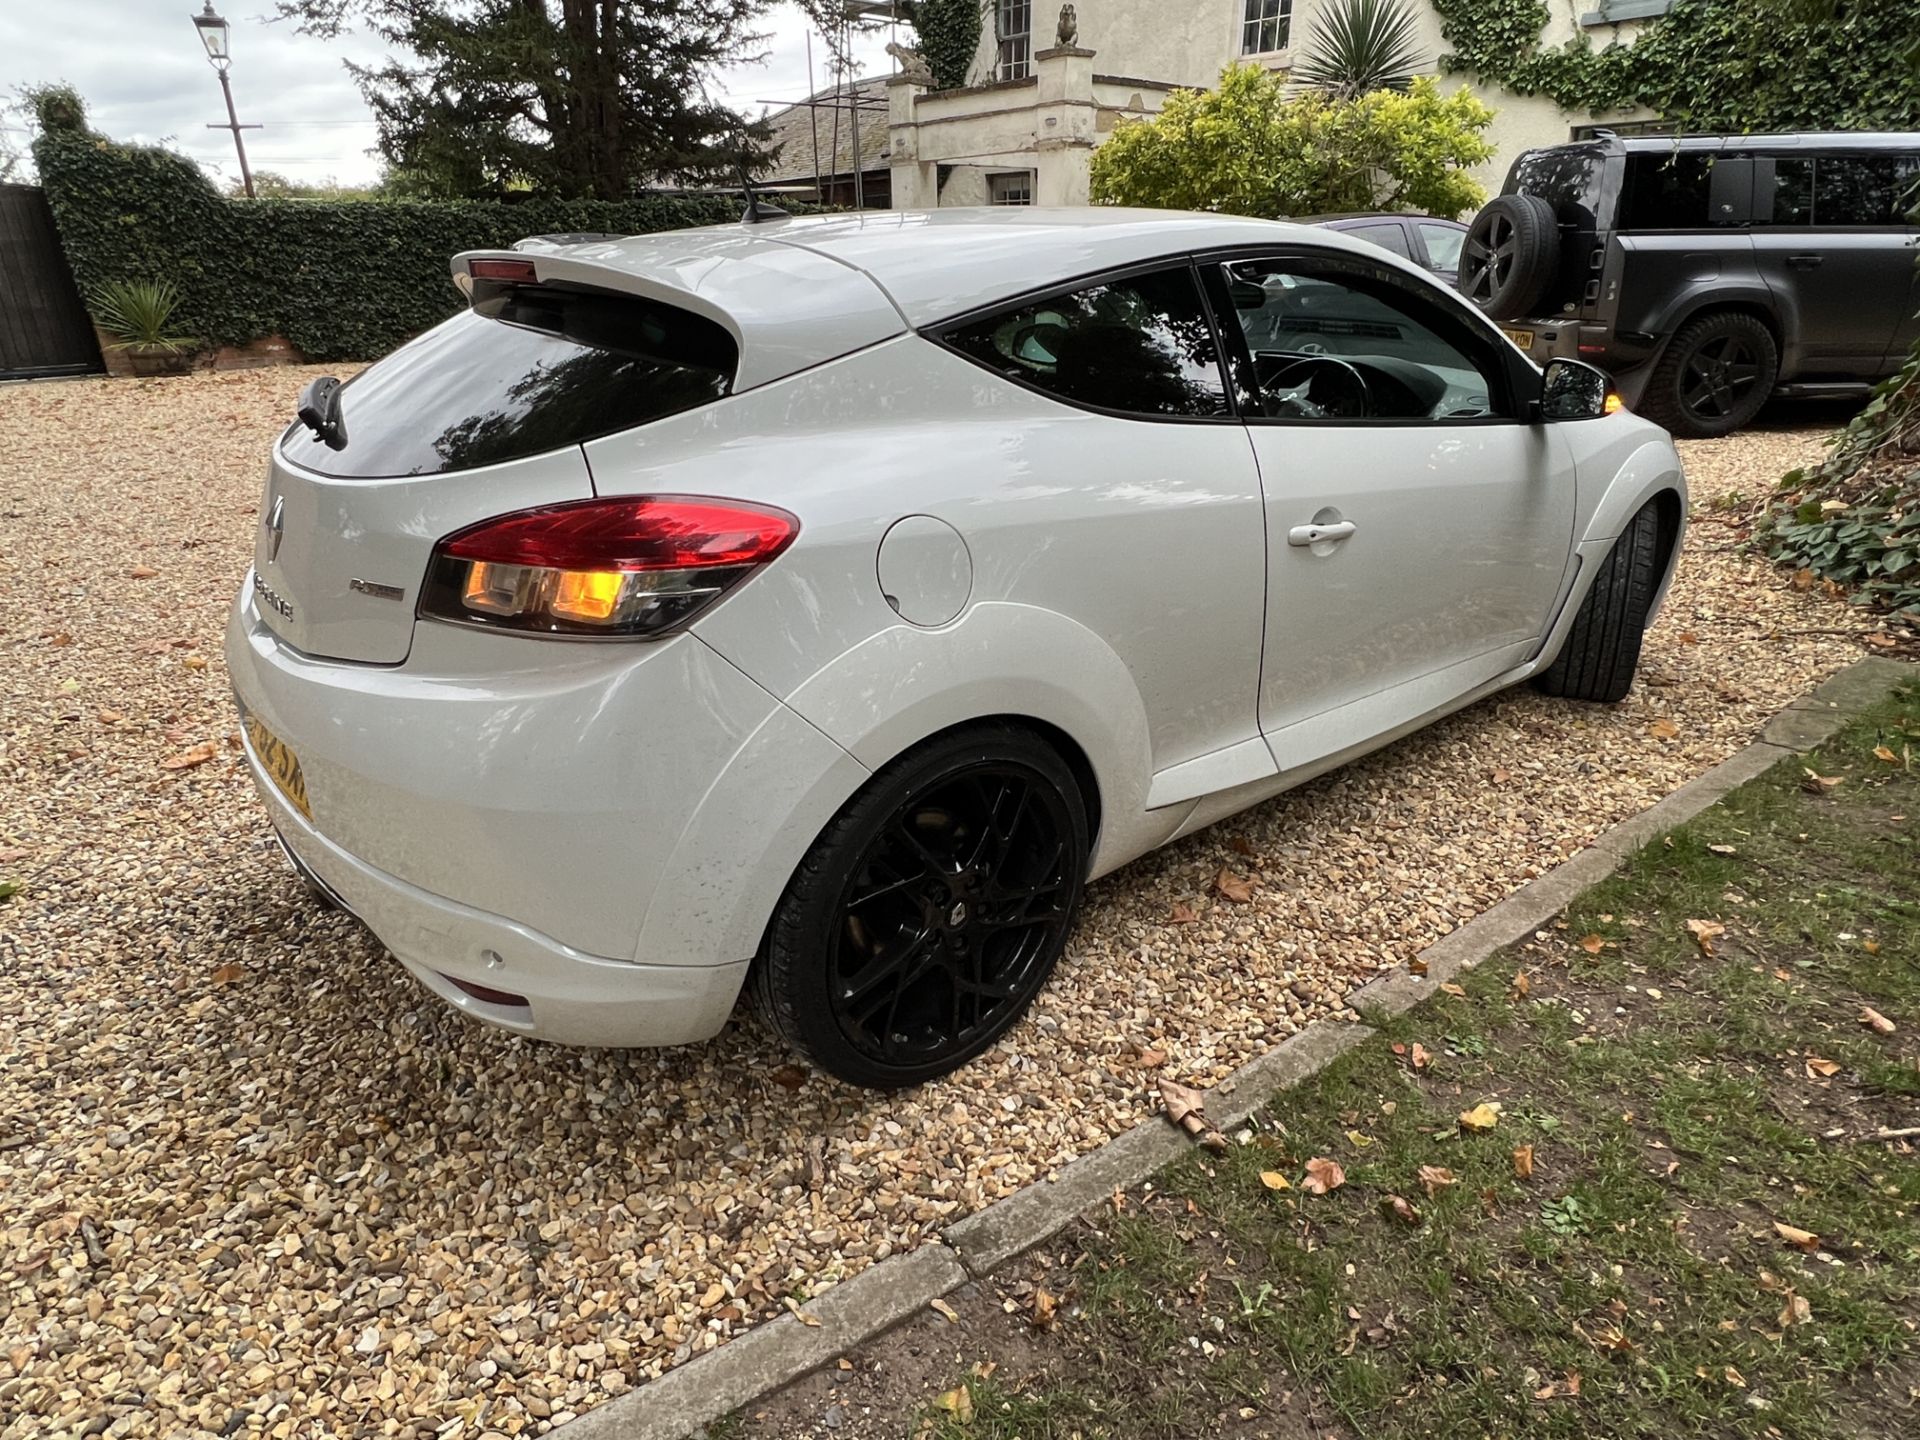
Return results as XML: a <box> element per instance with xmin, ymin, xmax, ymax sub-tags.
<box><xmin>1502</xmin><ymin>328</ymin><xmax>1536</xmax><ymax>351</ymax></box>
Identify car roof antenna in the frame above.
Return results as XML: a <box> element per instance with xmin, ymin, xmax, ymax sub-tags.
<box><xmin>736</xmin><ymin>125</ymin><xmax>788</xmax><ymax>225</ymax></box>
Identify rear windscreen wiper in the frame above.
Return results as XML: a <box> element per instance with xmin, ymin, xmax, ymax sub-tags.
<box><xmin>296</xmin><ymin>375</ymin><xmax>348</xmax><ymax>450</ymax></box>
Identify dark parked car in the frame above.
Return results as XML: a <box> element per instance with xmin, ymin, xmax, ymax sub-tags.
<box><xmin>1304</xmin><ymin>213</ymin><xmax>1468</xmax><ymax>291</ymax></box>
<box><xmin>1458</xmin><ymin>132</ymin><xmax>1920</xmax><ymax>436</ymax></box>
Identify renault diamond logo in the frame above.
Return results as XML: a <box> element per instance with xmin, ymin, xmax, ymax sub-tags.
<box><xmin>264</xmin><ymin>494</ymin><xmax>286</xmax><ymax>563</ymax></box>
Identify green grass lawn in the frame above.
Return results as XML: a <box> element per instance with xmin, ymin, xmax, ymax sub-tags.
<box><xmin>920</xmin><ymin>680</ymin><xmax>1920</xmax><ymax>1439</ymax></box>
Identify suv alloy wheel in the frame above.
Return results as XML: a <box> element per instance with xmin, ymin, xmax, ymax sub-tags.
<box><xmin>1639</xmin><ymin>311</ymin><xmax>1779</xmax><ymax>438</ymax></box>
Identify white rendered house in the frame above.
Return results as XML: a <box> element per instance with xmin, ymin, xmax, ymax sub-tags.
<box><xmin>886</xmin><ymin>0</ymin><xmax>1666</xmax><ymax>208</ymax></box>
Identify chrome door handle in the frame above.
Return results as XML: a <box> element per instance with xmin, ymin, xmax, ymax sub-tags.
<box><xmin>1288</xmin><ymin>520</ymin><xmax>1357</xmax><ymax>547</ymax></box>
<box><xmin>1787</xmin><ymin>254</ymin><xmax>1824</xmax><ymax>270</ymax></box>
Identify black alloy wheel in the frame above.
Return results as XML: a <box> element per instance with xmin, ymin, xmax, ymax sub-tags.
<box><xmin>1462</xmin><ymin>210</ymin><xmax>1517</xmax><ymax>307</ymax></box>
<box><xmin>1680</xmin><ymin>335</ymin><xmax>1761</xmax><ymax>421</ymax></box>
<box><xmin>1640</xmin><ymin>311</ymin><xmax>1779</xmax><ymax>438</ymax></box>
<box><xmin>754</xmin><ymin>727</ymin><xmax>1089</xmax><ymax>1088</ymax></box>
<box><xmin>1457</xmin><ymin>193</ymin><xmax>1558</xmax><ymax>319</ymax></box>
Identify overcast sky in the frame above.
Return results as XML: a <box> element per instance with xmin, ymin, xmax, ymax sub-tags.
<box><xmin>1</xmin><ymin>1</ymin><xmax>899</xmax><ymax>188</ymax></box>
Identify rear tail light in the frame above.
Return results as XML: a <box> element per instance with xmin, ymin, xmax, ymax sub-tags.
<box><xmin>420</xmin><ymin>496</ymin><xmax>798</xmax><ymax>639</ymax></box>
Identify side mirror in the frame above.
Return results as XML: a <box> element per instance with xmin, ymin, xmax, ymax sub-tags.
<box><xmin>1537</xmin><ymin>357</ymin><xmax>1612</xmax><ymax>421</ymax></box>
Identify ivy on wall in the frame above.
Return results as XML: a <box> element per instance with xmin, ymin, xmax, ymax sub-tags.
<box><xmin>1433</xmin><ymin>0</ymin><xmax>1920</xmax><ymax>130</ymax></box>
<box><xmin>901</xmin><ymin>0</ymin><xmax>986</xmax><ymax>90</ymax></box>
<box><xmin>32</xmin><ymin>115</ymin><xmax>751</xmax><ymax>363</ymax></box>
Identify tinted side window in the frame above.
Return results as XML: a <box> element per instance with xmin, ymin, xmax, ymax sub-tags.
<box><xmin>1769</xmin><ymin>157</ymin><xmax>1815</xmax><ymax>225</ymax></box>
<box><xmin>939</xmin><ymin>266</ymin><xmax>1230</xmax><ymax>418</ymax></box>
<box><xmin>1814</xmin><ymin>155</ymin><xmax>1902</xmax><ymax>226</ymax></box>
<box><xmin>1216</xmin><ymin>256</ymin><xmax>1508</xmax><ymax>423</ymax></box>
<box><xmin>280</xmin><ymin>285</ymin><xmax>736</xmax><ymax>479</ymax></box>
<box><xmin>1620</xmin><ymin>153</ymin><xmax>1718</xmax><ymax>230</ymax></box>
<box><xmin>1346</xmin><ymin>222</ymin><xmax>1412</xmax><ymax>258</ymax></box>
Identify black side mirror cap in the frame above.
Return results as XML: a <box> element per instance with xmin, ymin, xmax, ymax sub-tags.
<box><xmin>1537</xmin><ymin>357</ymin><xmax>1612</xmax><ymax>421</ymax></box>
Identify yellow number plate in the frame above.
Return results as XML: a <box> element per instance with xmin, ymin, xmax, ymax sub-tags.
<box><xmin>241</xmin><ymin>706</ymin><xmax>312</xmax><ymax>820</ymax></box>
<box><xmin>1503</xmin><ymin>328</ymin><xmax>1537</xmax><ymax>351</ymax></box>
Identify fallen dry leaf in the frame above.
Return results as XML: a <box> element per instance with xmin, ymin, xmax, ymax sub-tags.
<box><xmin>1801</xmin><ymin>768</ymin><xmax>1844</xmax><ymax>793</ymax></box>
<box><xmin>1439</xmin><ymin>982</ymin><xmax>1467</xmax><ymax>998</ymax></box>
<box><xmin>1804</xmin><ymin>1056</ymin><xmax>1840</xmax><ymax>1079</ymax></box>
<box><xmin>1685</xmin><ymin>918</ymin><xmax>1726</xmax><ymax>956</ymax></box>
<box><xmin>1863</xmin><ymin>938</ymin><xmax>1881</xmax><ymax>955</ymax></box>
<box><xmin>1159</xmin><ymin>1077</ymin><xmax>1227</xmax><ymax>1152</ymax></box>
<box><xmin>1382</xmin><ymin>1194</ymin><xmax>1421</xmax><ymax>1226</ymax></box>
<box><xmin>1510</xmin><ymin>970</ymin><xmax>1531</xmax><ymax>999</ymax></box>
<box><xmin>1301</xmin><ymin>1157</ymin><xmax>1346</xmax><ymax>1194</ymax></box>
<box><xmin>1408</xmin><ymin>954</ymin><xmax>1429</xmax><ymax>976</ymax></box>
<box><xmin>209</xmin><ymin>964</ymin><xmax>246</xmax><ymax>987</ymax></box>
<box><xmin>1578</xmin><ymin>933</ymin><xmax>1606</xmax><ymax>955</ymax></box>
<box><xmin>159</xmin><ymin>742</ymin><xmax>218</xmax><ymax>771</ymax></box>
<box><xmin>1168</xmin><ymin>901</ymin><xmax>1199</xmax><ymax>924</ymax></box>
<box><xmin>1861</xmin><ymin>1006</ymin><xmax>1896</xmax><ymax>1035</ymax></box>
<box><xmin>1135</xmin><ymin>1046</ymin><xmax>1168</xmax><ymax>1069</ymax></box>
<box><xmin>1774</xmin><ymin>1221</ymin><xmax>1820</xmax><ymax>1252</ymax></box>
<box><xmin>1409</xmin><ymin>1042</ymin><xmax>1432</xmax><ymax>1071</ymax></box>
<box><xmin>1778</xmin><ymin>1292</ymin><xmax>1811</xmax><ymax>1329</ymax></box>
<box><xmin>929</xmin><ymin>1297</ymin><xmax>960</xmax><ymax>1324</ymax></box>
<box><xmin>128</xmin><ymin>565</ymin><xmax>158</xmax><ymax>579</ymax></box>
<box><xmin>1648</xmin><ymin>718</ymin><xmax>1680</xmax><ymax>740</ymax></box>
<box><xmin>769</xmin><ymin>1064</ymin><xmax>808</xmax><ymax>1090</ymax></box>
<box><xmin>1511</xmin><ymin>1144</ymin><xmax>1535</xmax><ymax>1180</ymax></box>
<box><xmin>1416</xmin><ymin>1165</ymin><xmax>1456</xmax><ymax>1197</ymax></box>
<box><xmin>1214</xmin><ymin>869</ymin><xmax>1255</xmax><ymax>903</ymax></box>
<box><xmin>932</xmin><ymin>1386</ymin><xmax>973</xmax><ymax>1421</ymax></box>
<box><xmin>1873</xmin><ymin>745</ymin><xmax>1899</xmax><ymax>763</ymax></box>
<box><xmin>1030</xmin><ymin>1288</ymin><xmax>1057</xmax><ymax>1330</ymax></box>
<box><xmin>1459</xmin><ymin>1102</ymin><xmax>1503</xmax><ymax>1133</ymax></box>
<box><xmin>1708</xmin><ymin>843</ymin><xmax>1738</xmax><ymax>856</ymax></box>
<box><xmin>1259</xmin><ymin>1170</ymin><xmax>1291</xmax><ymax>1192</ymax></box>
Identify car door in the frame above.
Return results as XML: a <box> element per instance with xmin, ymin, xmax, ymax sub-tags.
<box><xmin>1201</xmin><ymin>248</ymin><xmax>1577</xmax><ymax>772</ymax></box>
<box><xmin>1753</xmin><ymin>152</ymin><xmax>1917</xmax><ymax>375</ymax></box>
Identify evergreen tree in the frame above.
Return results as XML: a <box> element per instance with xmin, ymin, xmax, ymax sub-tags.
<box><xmin>277</xmin><ymin>1</ymin><xmax>769</xmax><ymax>199</ymax></box>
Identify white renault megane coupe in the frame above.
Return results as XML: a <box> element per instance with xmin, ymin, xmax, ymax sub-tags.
<box><xmin>227</xmin><ymin>207</ymin><xmax>1686</xmax><ymax>1088</ymax></box>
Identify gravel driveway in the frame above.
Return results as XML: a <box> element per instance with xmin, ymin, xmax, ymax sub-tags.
<box><xmin>0</xmin><ymin>370</ymin><xmax>1864</xmax><ymax>1438</ymax></box>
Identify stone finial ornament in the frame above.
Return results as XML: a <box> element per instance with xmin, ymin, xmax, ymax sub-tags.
<box><xmin>1056</xmin><ymin>4</ymin><xmax>1079</xmax><ymax>47</ymax></box>
<box><xmin>885</xmin><ymin>39</ymin><xmax>934</xmax><ymax>84</ymax></box>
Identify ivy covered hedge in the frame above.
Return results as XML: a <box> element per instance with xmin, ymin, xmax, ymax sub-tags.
<box><xmin>33</xmin><ymin>122</ymin><xmax>748</xmax><ymax>362</ymax></box>
<box><xmin>1434</xmin><ymin>0</ymin><xmax>1920</xmax><ymax>130</ymax></box>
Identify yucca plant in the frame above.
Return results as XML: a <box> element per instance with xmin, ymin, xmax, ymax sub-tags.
<box><xmin>91</xmin><ymin>278</ymin><xmax>197</xmax><ymax>354</ymax></box>
<box><xmin>1292</xmin><ymin>0</ymin><xmax>1429</xmax><ymax>101</ymax></box>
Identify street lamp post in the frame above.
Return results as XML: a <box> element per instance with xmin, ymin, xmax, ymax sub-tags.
<box><xmin>192</xmin><ymin>3</ymin><xmax>259</xmax><ymax>198</ymax></box>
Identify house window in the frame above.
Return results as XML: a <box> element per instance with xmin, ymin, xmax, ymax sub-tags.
<box><xmin>997</xmin><ymin>0</ymin><xmax>1032</xmax><ymax>80</ymax></box>
<box><xmin>989</xmin><ymin>171</ymin><xmax>1034</xmax><ymax>206</ymax></box>
<box><xmin>1241</xmin><ymin>0</ymin><xmax>1292</xmax><ymax>54</ymax></box>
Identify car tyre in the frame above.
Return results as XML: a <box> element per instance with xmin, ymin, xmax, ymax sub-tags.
<box><xmin>1458</xmin><ymin>194</ymin><xmax>1560</xmax><ymax>319</ymax></box>
<box><xmin>752</xmin><ymin>725</ymin><xmax>1089</xmax><ymax>1089</ymax></box>
<box><xmin>1638</xmin><ymin>311</ymin><xmax>1778</xmax><ymax>438</ymax></box>
<box><xmin>1534</xmin><ymin>501</ymin><xmax>1662</xmax><ymax>705</ymax></box>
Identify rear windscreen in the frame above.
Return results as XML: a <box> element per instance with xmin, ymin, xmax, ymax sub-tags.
<box><xmin>279</xmin><ymin>282</ymin><xmax>737</xmax><ymax>479</ymax></box>
<box><xmin>1507</xmin><ymin>145</ymin><xmax>1608</xmax><ymax>227</ymax></box>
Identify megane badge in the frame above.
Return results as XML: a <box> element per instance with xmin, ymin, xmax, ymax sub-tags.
<box><xmin>264</xmin><ymin>494</ymin><xmax>286</xmax><ymax>563</ymax></box>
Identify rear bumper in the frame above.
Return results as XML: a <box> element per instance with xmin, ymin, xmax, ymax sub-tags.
<box><xmin>243</xmin><ymin>718</ymin><xmax>750</xmax><ymax>1046</ymax></box>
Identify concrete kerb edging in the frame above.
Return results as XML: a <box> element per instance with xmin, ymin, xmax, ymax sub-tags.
<box><xmin>562</xmin><ymin>657</ymin><xmax>1913</xmax><ymax>1440</ymax></box>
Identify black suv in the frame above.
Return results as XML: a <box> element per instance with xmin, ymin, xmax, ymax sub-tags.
<box><xmin>1458</xmin><ymin>132</ymin><xmax>1920</xmax><ymax>436</ymax></box>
